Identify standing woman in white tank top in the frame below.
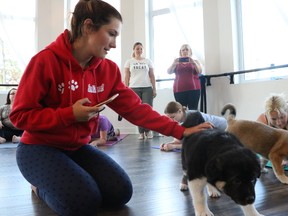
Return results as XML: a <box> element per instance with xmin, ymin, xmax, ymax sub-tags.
<box><xmin>124</xmin><ymin>42</ymin><xmax>157</xmax><ymax>140</ymax></box>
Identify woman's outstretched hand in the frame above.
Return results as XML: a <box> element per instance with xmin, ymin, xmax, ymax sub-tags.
<box><xmin>183</xmin><ymin>122</ymin><xmax>214</xmax><ymax>137</ymax></box>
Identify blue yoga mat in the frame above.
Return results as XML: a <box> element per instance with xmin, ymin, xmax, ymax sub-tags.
<box><xmin>152</xmin><ymin>146</ymin><xmax>181</xmax><ymax>152</ymax></box>
<box><xmin>265</xmin><ymin>160</ymin><xmax>288</xmax><ymax>171</ymax></box>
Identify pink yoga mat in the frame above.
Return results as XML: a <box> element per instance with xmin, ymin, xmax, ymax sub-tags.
<box><xmin>100</xmin><ymin>134</ymin><xmax>128</xmax><ymax>146</ymax></box>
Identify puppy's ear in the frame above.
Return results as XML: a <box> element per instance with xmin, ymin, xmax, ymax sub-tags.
<box><xmin>205</xmin><ymin>157</ymin><xmax>223</xmax><ymax>183</ymax></box>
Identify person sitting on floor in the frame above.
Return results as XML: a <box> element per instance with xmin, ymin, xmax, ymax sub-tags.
<box><xmin>90</xmin><ymin>115</ymin><xmax>120</xmax><ymax>147</ymax></box>
<box><xmin>0</xmin><ymin>88</ymin><xmax>23</xmax><ymax>144</ymax></box>
<box><xmin>160</xmin><ymin>101</ymin><xmax>227</xmax><ymax>151</ymax></box>
<box><xmin>256</xmin><ymin>93</ymin><xmax>288</xmax><ymax>166</ymax></box>
<box><xmin>257</xmin><ymin>93</ymin><xmax>288</xmax><ymax>130</ymax></box>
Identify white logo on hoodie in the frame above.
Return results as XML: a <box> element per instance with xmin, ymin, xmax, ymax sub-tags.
<box><xmin>58</xmin><ymin>83</ymin><xmax>65</xmax><ymax>94</ymax></box>
<box><xmin>88</xmin><ymin>84</ymin><xmax>104</xmax><ymax>93</ymax></box>
<box><xmin>96</xmin><ymin>84</ymin><xmax>104</xmax><ymax>93</ymax></box>
<box><xmin>88</xmin><ymin>84</ymin><xmax>96</xmax><ymax>93</ymax></box>
<box><xmin>68</xmin><ymin>80</ymin><xmax>79</xmax><ymax>91</ymax></box>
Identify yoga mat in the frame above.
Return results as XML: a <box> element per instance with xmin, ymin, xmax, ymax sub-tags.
<box><xmin>152</xmin><ymin>145</ymin><xmax>182</xmax><ymax>153</ymax></box>
<box><xmin>0</xmin><ymin>135</ymin><xmax>128</xmax><ymax>149</ymax></box>
<box><xmin>257</xmin><ymin>154</ymin><xmax>288</xmax><ymax>171</ymax></box>
<box><xmin>265</xmin><ymin>160</ymin><xmax>288</xmax><ymax>171</ymax></box>
<box><xmin>100</xmin><ymin>134</ymin><xmax>128</xmax><ymax>146</ymax></box>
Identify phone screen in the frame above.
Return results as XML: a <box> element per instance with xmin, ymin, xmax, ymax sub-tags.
<box><xmin>96</xmin><ymin>93</ymin><xmax>119</xmax><ymax>107</ymax></box>
<box><xmin>179</xmin><ymin>57</ymin><xmax>189</xmax><ymax>62</ymax></box>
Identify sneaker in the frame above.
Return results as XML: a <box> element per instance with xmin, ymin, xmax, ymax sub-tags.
<box><xmin>146</xmin><ymin>131</ymin><xmax>153</xmax><ymax>139</ymax></box>
<box><xmin>138</xmin><ymin>133</ymin><xmax>145</xmax><ymax>140</ymax></box>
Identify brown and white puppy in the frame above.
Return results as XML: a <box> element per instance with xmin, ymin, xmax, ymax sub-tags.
<box><xmin>182</xmin><ymin>129</ymin><xmax>263</xmax><ymax>216</ymax></box>
<box><xmin>221</xmin><ymin>103</ymin><xmax>288</xmax><ymax>184</ymax></box>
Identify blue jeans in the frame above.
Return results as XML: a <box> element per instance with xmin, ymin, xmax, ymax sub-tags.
<box><xmin>16</xmin><ymin>143</ymin><xmax>133</xmax><ymax>216</ymax></box>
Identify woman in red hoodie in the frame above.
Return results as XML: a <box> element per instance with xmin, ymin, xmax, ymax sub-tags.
<box><xmin>10</xmin><ymin>1</ymin><xmax>213</xmax><ymax>215</ymax></box>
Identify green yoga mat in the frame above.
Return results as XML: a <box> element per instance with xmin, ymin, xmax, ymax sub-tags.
<box><xmin>265</xmin><ymin>160</ymin><xmax>288</xmax><ymax>171</ymax></box>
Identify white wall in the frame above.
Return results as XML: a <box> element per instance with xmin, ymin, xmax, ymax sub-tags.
<box><xmin>2</xmin><ymin>0</ymin><xmax>287</xmax><ymax>133</ymax></box>
<box><xmin>36</xmin><ymin>0</ymin><xmax>65</xmax><ymax>51</ymax></box>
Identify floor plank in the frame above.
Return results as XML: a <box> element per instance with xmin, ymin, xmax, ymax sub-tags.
<box><xmin>0</xmin><ymin>135</ymin><xmax>288</xmax><ymax>216</ymax></box>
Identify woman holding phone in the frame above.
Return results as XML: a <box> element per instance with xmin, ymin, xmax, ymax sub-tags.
<box><xmin>167</xmin><ymin>44</ymin><xmax>202</xmax><ymax>110</ymax></box>
<box><xmin>10</xmin><ymin>2</ymin><xmax>213</xmax><ymax>215</ymax></box>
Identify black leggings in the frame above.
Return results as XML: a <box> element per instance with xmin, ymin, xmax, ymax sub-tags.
<box><xmin>16</xmin><ymin>143</ymin><xmax>133</xmax><ymax>216</ymax></box>
<box><xmin>0</xmin><ymin>126</ymin><xmax>23</xmax><ymax>141</ymax></box>
<box><xmin>174</xmin><ymin>89</ymin><xmax>200</xmax><ymax>110</ymax></box>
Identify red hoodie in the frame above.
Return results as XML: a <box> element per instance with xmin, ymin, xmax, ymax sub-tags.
<box><xmin>10</xmin><ymin>30</ymin><xmax>185</xmax><ymax>150</ymax></box>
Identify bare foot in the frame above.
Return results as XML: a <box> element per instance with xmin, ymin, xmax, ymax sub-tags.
<box><xmin>282</xmin><ymin>160</ymin><xmax>288</xmax><ymax>166</ymax></box>
<box><xmin>115</xmin><ymin>128</ymin><xmax>120</xmax><ymax>136</ymax></box>
<box><xmin>0</xmin><ymin>137</ymin><xmax>6</xmax><ymax>144</ymax></box>
<box><xmin>31</xmin><ymin>185</ymin><xmax>38</xmax><ymax>197</ymax></box>
<box><xmin>12</xmin><ymin>135</ymin><xmax>21</xmax><ymax>143</ymax></box>
<box><xmin>90</xmin><ymin>141</ymin><xmax>99</xmax><ymax>147</ymax></box>
<box><xmin>160</xmin><ymin>143</ymin><xmax>174</xmax><ymax>151</ymax></box>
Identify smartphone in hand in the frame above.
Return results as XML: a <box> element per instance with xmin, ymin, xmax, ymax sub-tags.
<box><xmin>179</xmin><ymin>57</ymin><xmax>190</xmax><ymax>62</ymax></box>
<box><xmin>96</xmin><ymin>93</ymin><xmax>119</xmax><ymax>107</ymax></box>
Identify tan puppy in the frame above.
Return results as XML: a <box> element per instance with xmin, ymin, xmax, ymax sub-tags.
<box><xmin>221</xmin><ymin>104</ymin><xmax>288</xmax><ymax>184</ymax></box>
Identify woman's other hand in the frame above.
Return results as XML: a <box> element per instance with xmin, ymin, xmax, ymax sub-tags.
<box><xmin>183</xmin><ymin>122</ymin><xmax>214</xmax><ymax>137</ymax></box>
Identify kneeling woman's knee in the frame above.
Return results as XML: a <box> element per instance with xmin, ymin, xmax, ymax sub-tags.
<box><xmin>102</xmin><ymin>178</ymin><xmax>133</xmax><ymax>208</ymax></box>
<box><xmin>46</xmin><ymin>186</ymin><xmax>102</xmax><ymax>216</ymax></box>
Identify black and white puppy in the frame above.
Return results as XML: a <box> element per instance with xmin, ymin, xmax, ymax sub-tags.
<box><xmin>182</xmin><ymin>129</ymin><xmax>263</xmax><ymax>216</ymax></box>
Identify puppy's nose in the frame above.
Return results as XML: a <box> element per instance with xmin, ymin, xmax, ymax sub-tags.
<box><xmin>245</xmin><ymin>195</ymin><xmax>255</xmax><ymax>204</ymax></box>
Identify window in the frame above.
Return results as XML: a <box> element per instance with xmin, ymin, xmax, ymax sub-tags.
<box><xmin>238</xmin><ymin>0</ymin><xmax>288</xmax><ymax>81</ymax></box>
<box><xmin>149</xmin><ymin>0</ymin><xmax>204</xmax><ymax>86</ymax></box>
<box><xmin>0</xmin><ymin>0</ymin><xmax>36</xmax><ymax>87</ymax></box>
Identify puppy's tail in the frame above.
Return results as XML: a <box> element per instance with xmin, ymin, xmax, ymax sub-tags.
<box><xmin>221</xmin><ymin>103</ymin><xmax>237</xmax><ymax>121</ymax></box>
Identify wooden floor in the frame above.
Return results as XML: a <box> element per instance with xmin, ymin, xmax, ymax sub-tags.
<box><xmin>1</xmin><ymin>134</ymin><xmax>288</xmax><ymax>216</ymax></box>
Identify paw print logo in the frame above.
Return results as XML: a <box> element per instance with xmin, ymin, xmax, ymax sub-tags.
<box><xmin>58</xmin><ymin>83</ymin><xmax>65</xmax><ymax>94</ymax></box>
<box><xmin>68</xmin><ymin>80</ymin><xmax>79</xmax><ymax>91</ymax></box>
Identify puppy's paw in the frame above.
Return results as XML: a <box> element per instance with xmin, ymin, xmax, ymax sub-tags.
<box><xmin>207</xmin><ymin>184</ymin><xmax>221</xmax><ymax>198</ymax></box>
<box><xmin>195</xmin><ymin>210</ymin><xmax>214</xmax><ymax>216</ymax></box>
<box><xmin>241</xmin><ymin>204</ymin><xmax>264</xmax><ymax>216</ymax></box>
<box><xmin>179</xmin><ymin>183</ymin><xmax>188</xmax><ymax>191</ymax></box>
<box><xmin>180</xmin><ymin>174</ymin><xmax>188</xmax><ymax>191</ymax></box>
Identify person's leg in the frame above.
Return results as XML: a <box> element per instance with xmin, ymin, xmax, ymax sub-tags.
<box><xmin>107</xmin><ymin>125</ymin><xmax>120</xmax><ymax>141</ymax></box>
<box><xmin>16</xmin><ymin>143</ymin><xmax>101</xmax><ymax>216</ymax></box>
<box><xmin>0</xmin><ymin>128</ymin><xmax>6</xmax><ymax>143</ymax></box>
<box><xmin>14</xmin><ymin>129</ymin><xmax>23</xmax><ymax>137</ymax></box>
<box><xmin>141</xmin><ymin>87</ymin><xmax>154</xmax><ymax>137</ymax></box>
<box><xmin>131</xmin><ymin>88</ymin><xmax>145</xmax><ymax>136</ymax></box>
<box><xmin>3</xmin><ymin>127</ymin><xmax>23</xmax><ymax>141</ymax></box>
<box><xmin>187</xmin><ymin>90</ymin><xmax>201</xmax><ymax>110</ymax></box>
<box><xmin>72</xmin><ymin>145</ymin><xmax>133</xmax><ymax>208</ymax></box>
<box><xmin>141</xmin><ymin>87</ymin><xmax>153</xmax><ymax>107</ymax></box>
<box><xmin>0</xmin><ymin>127</ymin><xmax>11</xmax><ymax>142</ymax></box>
<box><xmin>174</xmin><ymin>92</ymin><xmax>187</xmax><ymax>107</ymax></box>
